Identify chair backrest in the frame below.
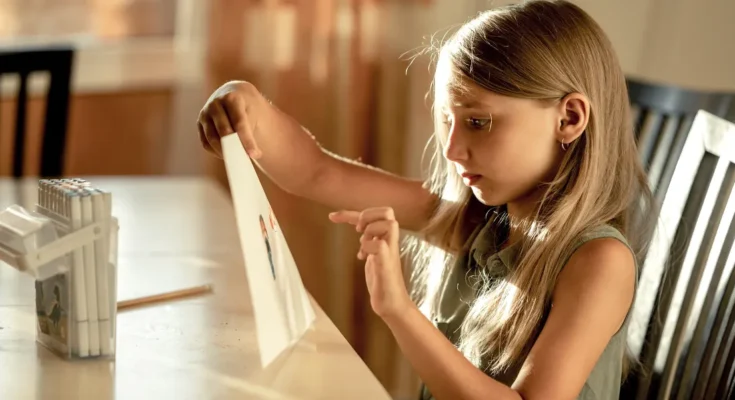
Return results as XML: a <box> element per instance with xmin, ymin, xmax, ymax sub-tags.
<box><xmin>627</xmin><ymin>78</ymin><xmax>735</xmax><ymax>208</ymax></box>
<box><xmin>0</xmin><ymin>47</ymin><xmax>73</xmax><ymax>178</ymax></box>
<box><xmin>624</xmin><ymin>110</ymin><xmax>735</xmax><ymax>399</ymax></box>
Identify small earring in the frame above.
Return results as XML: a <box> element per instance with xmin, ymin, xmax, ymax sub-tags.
<box><xmin>561</xmin><ymin>138</ymin><xmax>568</xmax><ymax>151</ymax></box>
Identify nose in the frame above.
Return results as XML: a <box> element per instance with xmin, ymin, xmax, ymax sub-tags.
<box><xmin>443</xmin><ymin>123</ymin><xmax>469</xmax><ymax>162</ymax></box>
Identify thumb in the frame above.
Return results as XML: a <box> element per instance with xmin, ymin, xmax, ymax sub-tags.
<box><xmin>223</xmin><ymin>96</ymin><xmax>262</xmax><ymax>159</ymax></box>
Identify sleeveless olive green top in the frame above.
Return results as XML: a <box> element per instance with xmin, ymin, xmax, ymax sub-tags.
<box><xmin>420</xmin><ymin>220</ymin><xmax>637</xmax><ymax>400</ymax></box>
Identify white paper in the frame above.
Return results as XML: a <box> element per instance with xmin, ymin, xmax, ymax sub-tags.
<box><xmin>221</xmin><ymin>133</ymin><xmax>316</xmax><ymax>368</ymax></box>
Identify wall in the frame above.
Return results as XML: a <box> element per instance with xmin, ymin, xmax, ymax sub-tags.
<box><xmin>578</xmin><ymin>0</ymin><xmax>735</xmax><ymax>91</ymax></box>
<box><xmin>636</xmin><ymin>0</ymin><xmax>735</xmax><ymax>91</ymax></box>
<box><xmin>573</xmin><ymin>0</ymin><xmax>655</xmax><ymax>78</ymax></box>
<box><xmin>469</xmin><ymin>1</ymin><xmax>735</xmax><ymax>92</ymax></box>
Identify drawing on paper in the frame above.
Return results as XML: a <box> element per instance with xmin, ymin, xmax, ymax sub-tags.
<box><xmin>268</xmin><ymin>206</ymin><xmax>278</xmax><ymax>232</ymax></box>
<box><xmin>260</xmin><ymin>214</ymin><xmax>276</xmax><ymax>279</ymax></box>
<box><xmin>221</xmin><ymin>133</ymin><xmax>316</xmax><ymax>368</ymax></box>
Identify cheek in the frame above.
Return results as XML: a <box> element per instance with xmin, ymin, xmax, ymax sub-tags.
<box><xmin>511</xmin><ymin>118</ymin><xmax>558</xmax><ymax>173</ymax></box>
<box><xmin>474</xmin><ymin>123</ymin><xmax>559</xmax><ymax>189</ymax></box>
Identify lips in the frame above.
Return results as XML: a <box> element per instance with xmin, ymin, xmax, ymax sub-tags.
<box><xmin>460</xmin><ymin>172</ymin><xmax>482</xmax><ymax>185</ymax></box>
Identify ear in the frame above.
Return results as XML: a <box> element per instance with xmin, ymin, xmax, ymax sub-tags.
<box><xmin>556</xmin><ymin>93</ymin><xmax>590</xmax><ymax>146</ymax></box>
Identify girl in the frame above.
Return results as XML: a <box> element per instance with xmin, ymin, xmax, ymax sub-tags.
<box><xmin>197</xmin><ymin>1</ymin><xmax>655</xmax><ymax>399</ymax></box>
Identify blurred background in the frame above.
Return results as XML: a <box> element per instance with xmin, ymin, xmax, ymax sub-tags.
<box><xmin>1</xmin><ymin>0</ymin><xmax>733</xmax><ymax>398</ymax></box>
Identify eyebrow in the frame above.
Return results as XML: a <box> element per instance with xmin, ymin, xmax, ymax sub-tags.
<box><xmin>444</xmin><ymin>91</ymin><xmax>492</xmax><ymax>110</ymax></box>
<box><xmin>456</xmin><ymin>100</ymin><xmax>488</xmax><ymax>109</ymax></box>
<box><xmin>446</xmin><ymin>99</ymin><xmax>494</xmax><ymax>113</ymax></box>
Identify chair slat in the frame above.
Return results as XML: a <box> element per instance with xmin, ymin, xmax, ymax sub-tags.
<box><xmin>672</xmin><ymin>163</ymin><xmax>735</xmax><ymax>399</ymax></box>
<box><xmin>12</xmin><ymin>71</ymin><xmax>29</xmax><ymax>177</ymax></box>
<box><xmin>696</xmin><ymin>238</ymin><xmax>735</xmax><ymax>399</ymax></box>
<box><xmin>648</xmin><ymin>114</ymin><xmax>680</xmax><ymax>193</ymax></box>
<box><xmin>637</xmin><ymin>110</ymin><xmax>664</xmax><ymax>168</ymax></box>
<box><xmin>0</xmin><ymin>47</ymin><xmax>73</xmax><ymax>178</ymax></box>
<box><xmin>40</xmin><ymin>50</ymin><xmax>73</xmax><ymax>177</ymax></box>
<box><xmin>686</xmin><ymin>183</ymin><xmax>735</xmax><ymax>399</ymax></box>
<box><xmin>704</xmin><ymin>266</ymin><xmax>735</xmax><ymax>399</ymax></box>
<box><xmin>657</xmin><ymin>157</ymin><xmax>731</xmax><ymax>400</ymax></box>
<box><xmin>635</xmin><ymin>153</ymin><xmax>719</xmax><ymax>399</ymax></box>
<box><xmin>654</xmin><ymin>114</ymin><xmax>695</xmax><ymax>207</ymax></box>
<box><xmin>715</xmin><ymin>330</ymin><xmax>735</xmax><ymax>399</ymax></box>
<box><xmin>631</xmin><ymin>104</ymin><xmax>642</xmax><ymax>135</ymax></box>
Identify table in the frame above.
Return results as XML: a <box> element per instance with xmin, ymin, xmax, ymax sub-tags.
<box><xmin>0</xmin><ymin>177</ymin><xmax>392</xmax><ymax>400</ymax></box>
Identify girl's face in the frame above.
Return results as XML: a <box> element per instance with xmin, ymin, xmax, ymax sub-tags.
<box><xmin>437</xmin><ymin>78</ymin><xmax>564</xmax><ymax>212</ymax></box>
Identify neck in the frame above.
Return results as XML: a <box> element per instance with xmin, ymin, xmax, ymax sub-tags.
<box><xmin>505</xmin><ymin>189</ymin><xmax>545</xmax><ymax>247</ymax></box>
<box><xmin>505</xmin><ymin>204</ymin><xmax>530</xmax><ymax>248</ymax></box>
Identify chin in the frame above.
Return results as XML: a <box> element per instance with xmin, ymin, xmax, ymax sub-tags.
<box><xmin>470</xmin><ymin>187</ymin><xmax>507</xmax><ymax>207</ymax></box>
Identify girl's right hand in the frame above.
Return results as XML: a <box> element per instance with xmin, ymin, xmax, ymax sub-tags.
<box><xmin>197</xmin><ymin>80</ymin><xmax>267</xmax><ymax>159</ymax></box>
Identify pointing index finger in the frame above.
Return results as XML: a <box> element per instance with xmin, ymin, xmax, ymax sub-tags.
<box><xmin>328</xmin><ymin>210</ymin><xmax>361</xmax><ymax>226</ymax></box>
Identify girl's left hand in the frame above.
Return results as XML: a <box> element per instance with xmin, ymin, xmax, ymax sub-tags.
<box><xmin>329</xmin><ymin>207</ymin><xmax>413</xmax><ymax>320</ymax></box>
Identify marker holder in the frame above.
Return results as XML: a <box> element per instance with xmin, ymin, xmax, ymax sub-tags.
<box><xmin>0</xmin><ymin>195</ymin><xmax>118</xmax><ymax>360</ymax></box>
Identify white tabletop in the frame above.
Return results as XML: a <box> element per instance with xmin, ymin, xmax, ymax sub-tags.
<box><xmin>0</xmin><ymin>176</ymin><xmax>391</xmax><ymax>400</ymax></box>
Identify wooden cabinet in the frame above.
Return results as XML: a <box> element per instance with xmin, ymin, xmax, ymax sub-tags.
<box><xmin>0</xmin><ymin>89</ymin><xmax>173</xmax><ymax>177</ymax></box>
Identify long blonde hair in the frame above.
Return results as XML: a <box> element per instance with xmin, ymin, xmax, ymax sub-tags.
<box><xmin>409</xmin><ymin>0</ymin><xmax>656</xmax><ymax>378</ymax></box>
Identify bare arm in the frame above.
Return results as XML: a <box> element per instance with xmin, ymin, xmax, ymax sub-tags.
<box><xmin>198</xmin><ymin>81</ymin><xmax>438</xmax><ymax>232</ymax></box>
<box><xmin>306</xmin><ymin>151</ymin><xmax>438</xmax><ymax>233</ymax></box>
<box><xmin>512</xmin><ymin>238</ymin><xmax>635</xmax><ymax>398</ymax></box>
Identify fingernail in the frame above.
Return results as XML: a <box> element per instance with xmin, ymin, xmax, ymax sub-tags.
<box><xmin>247</xmin><ymin>149</ymin><xmax>261</xmax><ymax>158</ymax></box>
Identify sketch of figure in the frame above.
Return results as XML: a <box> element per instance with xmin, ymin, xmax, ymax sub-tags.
<box><xmin>35</xmin><ymin>282</ymin><xmax>51</xmax><ymax>334</ymax></box>
<box><xmin>260</xmin><ymin>215</ymin><xmax>275</xmax><ymax>279</ymax></box>
<box><xmin>35</xmin><ymin>274</ymin><xmax>68</xmax><ymax>343</ymax></box>
<box><xmin>48</xmin><ymin>284</ymin><xmax>63</xmax><ymax>329</ymax></box>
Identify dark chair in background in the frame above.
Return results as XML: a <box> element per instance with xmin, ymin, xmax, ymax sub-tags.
<box><xmin>622</xmin><ymin>110</ymin><xmax>735</xmax><ymax>400</ymax></box>
<box><xmin>0</xmin><ymin>46</ymin><xmax>74</xmax><ymax>178</ymax></box>
<box><xmin>626</xmin><ymin>78</ymin><xmax>735</xmax><ymax>207</ymax></box>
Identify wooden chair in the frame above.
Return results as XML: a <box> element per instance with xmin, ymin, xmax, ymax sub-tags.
<box><xmin>0</xmin><ymin>47</ymin><xmax>74</xmax><ymax>178</ymax></box>
<box><xmin>623</xmin><ymin>110</ymin><xmax>735</xmax><ymax>399</ymax></box>
<box><xmin>627</xmin><ymin>78</ymin><xmax>734</xmax><ymax>207</ymax></box>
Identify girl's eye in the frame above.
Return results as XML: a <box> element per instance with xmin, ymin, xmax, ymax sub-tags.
<box><xmin>466</xmin><ymin>117</ymin><xmax>491</xmax><ymax>130</ymax></box>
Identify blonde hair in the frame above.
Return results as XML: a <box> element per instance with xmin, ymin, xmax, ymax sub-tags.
<box><xmin>409</xmin><ymin>0</ymin><xmax>655</xmax><ymax>379</ymax></box>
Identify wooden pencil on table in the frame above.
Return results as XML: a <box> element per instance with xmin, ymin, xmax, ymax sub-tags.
<box><xmin>117</xmin><ymin>285</ymin><xmax>213</xmax><ymax>310</ymax></box>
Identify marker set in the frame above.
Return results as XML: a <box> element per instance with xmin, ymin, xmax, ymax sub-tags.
<box><xmin>0</xmin><ymin>178</ymin><xmax>119</xmax><ymax>360</ymax></box>
<box><xmin>30</xmin><ymin>179</ymin><xmax>117</xmax><ymax>359</ymax></box>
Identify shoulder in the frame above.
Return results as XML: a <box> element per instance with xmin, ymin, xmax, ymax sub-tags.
<box><xmin>564</xmin><ymin>224</ymin><xmax>636</xmax><ymax>281</ymax></box>
<box><xmin>560</xmin><ymin>235</ymin><xmax>635</xmax><ymax>285</ymax></box>
<box><xmin>552</xmin><ymin>229</ymin><xmax>636</xmax><ymax>329</ymax></box>
<box><xmin>511</xmin><ymin>231</ymin><xmax>637</xmax><ymax>397</ymax></box>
